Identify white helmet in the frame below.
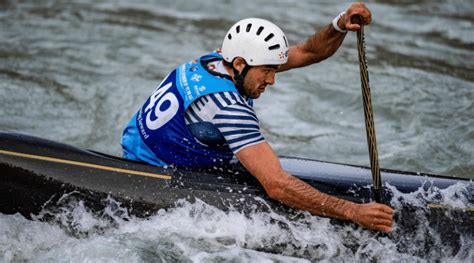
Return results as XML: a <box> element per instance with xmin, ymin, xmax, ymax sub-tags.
<box><xmin>221</xmin><ymin>18</ymin><xmax>289</xmax><ymax>66</ymax></box>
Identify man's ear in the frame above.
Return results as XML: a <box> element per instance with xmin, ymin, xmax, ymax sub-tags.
<box><xmin>232</xmin><ymin>57</ymin><xmax>247</xmax><ymax>73</ymax></box>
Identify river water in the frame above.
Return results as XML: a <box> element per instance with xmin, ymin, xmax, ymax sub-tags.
<box><xmin>0</xmin><ymin>0</ymin><xmax>473</xmax><ymax>262</ymax></box>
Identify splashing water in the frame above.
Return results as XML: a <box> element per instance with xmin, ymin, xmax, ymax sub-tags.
<box><xmin>1</xmin><ymin>181</ymin><xmax>472</xmax><ymax>262</ymax></box>
<box><xmin>1</xmin><ymin>0</ymin><xmax>473</xmax><ymax>261</ymax></box>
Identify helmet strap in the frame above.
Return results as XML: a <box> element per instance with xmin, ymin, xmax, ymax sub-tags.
<box><xmin>231</xmin><ymin>60</ymin><xmax>251</xmax><ymax>97</ymax></box>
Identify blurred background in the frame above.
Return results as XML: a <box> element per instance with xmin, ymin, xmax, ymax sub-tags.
<box><xmin>1</xmin><ymin>1</ymin><xmax>473</xmax><ymax>262</ymax></box>
<box><xmin>0</xmin><ymin>0</ymin><xmax>473</xmax><ymax>179</ymax></box>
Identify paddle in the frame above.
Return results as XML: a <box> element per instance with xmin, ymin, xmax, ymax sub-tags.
<box><xmin>352</xmin><ymin>15</ymin><xmax>382</xmax><ymax>203</ymax></box>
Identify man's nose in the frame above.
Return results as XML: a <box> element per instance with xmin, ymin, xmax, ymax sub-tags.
<box><xmin>265</xmin><ymin>74</ymin><xmax>275</xmax><ymax>85</ymax></box>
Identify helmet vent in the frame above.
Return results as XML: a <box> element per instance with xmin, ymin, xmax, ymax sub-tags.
<box><xmin>268</xmin><ymin>44</ymin><xmax>280</xmax><ymax>50</ymax></box>
<box><xmin>264</xmin><ymin>33</ymin><xmax>274</xmax><ymax>42</ymax></box>
<box><xmin>246</xmin><ymin>23</ymin><xmax>252</xmax><ymax>32</ymax></box>
<box><xmin>222</xmin><ymin>18</ymin><xmax>288</xmax><ymax>66</ymax></box>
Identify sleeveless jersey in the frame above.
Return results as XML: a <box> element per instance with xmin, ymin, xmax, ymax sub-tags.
<box><xmin>121</xmin><ymin>52</ymin><xmax>243</xmax><ymax>167</ymax></box>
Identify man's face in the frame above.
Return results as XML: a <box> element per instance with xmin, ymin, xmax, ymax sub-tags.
<box><xmin>243</xmin><ymin>65</ymin><xmax>279</xmax><ymax>99</ymax></box>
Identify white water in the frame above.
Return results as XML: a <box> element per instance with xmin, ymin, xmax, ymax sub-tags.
<box><xmin>1</xmin><ymin>183</ymin><xmax>472</xmax><ymax>262</ymax></box>
<box><xmin>1</xmin><ymin>0</ymin><xmax>473</xmax><ymax>261</ymax></box>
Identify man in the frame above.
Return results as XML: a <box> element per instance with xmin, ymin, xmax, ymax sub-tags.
<box><xmin>122</xmin><ymin>2</ymin><xmax>394</xmax><ymax>232</ymax></box>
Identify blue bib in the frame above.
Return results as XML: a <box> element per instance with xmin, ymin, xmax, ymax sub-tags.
<box><xmin>121</xmin><ymin>52</ymin><xmax>240</xmax><ymax>167</ymax></box>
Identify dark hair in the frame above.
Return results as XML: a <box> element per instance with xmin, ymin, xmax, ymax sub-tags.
<box><xmin>222</xmin><ymin>59</ymin><xmax>233</xmax><ymax>68</ymax></box>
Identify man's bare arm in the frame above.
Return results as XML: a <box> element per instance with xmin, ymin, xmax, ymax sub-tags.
<box><xmin>279</xmin><ymin>2</ymin><xmax>372</xmax><ymax>72</ymax></box>
<box><xmin>236</xmin><ymin>141</ymin><xmax>393</xmax><ymax>232</ymax></box>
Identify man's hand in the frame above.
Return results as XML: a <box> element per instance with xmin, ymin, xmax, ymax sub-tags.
<box><xmin>338</xmin><ymin>2</ymin><xmax>372</xmax><ymax>31</ymax></box>
<box><xmin>347</xmin><ymin>202</ymin><xmax>394</xmax><ymax>233</ymax></box>
<box><xmin>237</xmin><ymin>142</ymin><xmax>394</xmax><ymax>233</ymax></box>
<box><xmin>280</xmin><ymin>2</ymin><xmax>373</xmax><ymax>71</ymax></box>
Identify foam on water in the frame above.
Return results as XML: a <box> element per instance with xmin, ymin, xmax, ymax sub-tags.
<box><xmin>1</xmin><ymin>0</ymin><xmax>473</xmax><ymax>261</ymax></box>
<box><xmin>1</xmin><ymin>181</ymin><xmax>472</xmax><ymax>262</ymax></box>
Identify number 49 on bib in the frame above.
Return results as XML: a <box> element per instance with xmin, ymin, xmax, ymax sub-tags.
<box><xmin>144</xmin><ymin>82</ymin><xmax>179</xmax><ymax>130</ymax></box>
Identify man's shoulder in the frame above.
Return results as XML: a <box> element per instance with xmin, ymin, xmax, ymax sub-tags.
<box><xmin>200</xmin><ymin>91</ymin><xmax>250</xmax><ymax>109</ymax></box>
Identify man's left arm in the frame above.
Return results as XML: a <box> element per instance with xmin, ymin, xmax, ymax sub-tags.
<box><xmin>279</xmin><ymin>2</ymin><xmax>372</xmax><ymax>72</ymax></box>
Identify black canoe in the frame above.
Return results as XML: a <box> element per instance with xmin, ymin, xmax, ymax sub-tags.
<box><xmin>0</xmin><ymin>131</ymin><xmax>472</xmax><ymax>227</ymax></box>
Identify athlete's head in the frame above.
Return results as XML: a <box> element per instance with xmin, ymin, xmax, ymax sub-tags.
<box><xmin>221</xmin><ymin>18</ymin><xmax>289</xmax><ymax>98</ymax></box>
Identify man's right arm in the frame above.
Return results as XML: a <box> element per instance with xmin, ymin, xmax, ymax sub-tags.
<box><xmin>236</xmin><ymin>141</ymin><xmax>394</xmax><ymax>233</ymax></box>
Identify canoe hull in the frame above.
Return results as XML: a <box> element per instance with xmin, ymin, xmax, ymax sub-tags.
<box><xmin>0</xmin><ymin>131</ymin><xmax>472</xmax><ymax>220</ymax></box>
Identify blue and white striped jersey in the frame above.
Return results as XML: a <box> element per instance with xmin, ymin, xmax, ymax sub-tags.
<box><xmin>184</xmin><ymin>61</ymin><xmax>265</xmax><ymax>153</ymax></box>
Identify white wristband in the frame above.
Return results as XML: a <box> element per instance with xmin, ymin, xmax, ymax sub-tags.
<box><xmin>332</xmin><ymin>11</ymin><xmax>347</xmax><ymax>33</ymax></box>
